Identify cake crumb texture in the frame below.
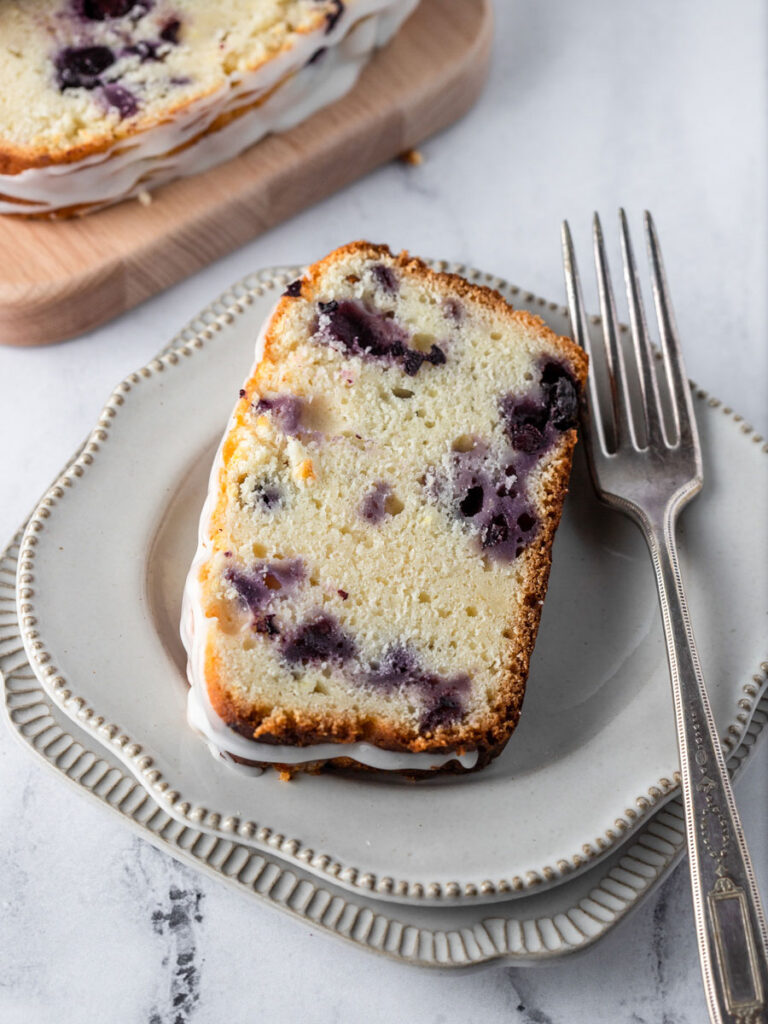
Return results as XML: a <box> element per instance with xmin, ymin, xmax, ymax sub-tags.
<box><xmin>191</xmin><ymin>242</ymin><xmax>587</xmax><ymax>768</ymax></box>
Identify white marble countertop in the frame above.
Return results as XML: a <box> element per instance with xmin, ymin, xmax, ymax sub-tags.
<box><xmin>1</xmin><ymin>1</ymin><xmax>765</xmax><ymax>1021</ymax></box>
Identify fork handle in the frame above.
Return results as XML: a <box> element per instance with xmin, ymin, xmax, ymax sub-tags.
<box><xmin>645</xmin><ymin>509</ymin><xmax>768</xmax><ymax>1024</ymax></box>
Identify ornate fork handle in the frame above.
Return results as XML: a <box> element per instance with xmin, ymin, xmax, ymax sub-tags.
<box><xmin>563</xmin><ymin>211</ymin><xmax>768</xmax><ymax>1021</ymax></box>
<box><xmin>643</xmin><ymin>499</ymin><xmax>768</xmax><ymax>1024</ymax></box>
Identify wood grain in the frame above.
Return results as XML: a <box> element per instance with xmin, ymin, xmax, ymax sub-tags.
<box><xmin>0</xmin><ymin>0</ymin><xmax>492</xmax><ymax>347</ymax></box>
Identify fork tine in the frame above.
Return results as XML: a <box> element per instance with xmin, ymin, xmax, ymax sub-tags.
<box><xmin>593</xmin><ymin>212</ymin><xmax>637</xmax><ymax>449</ymax></box>
<box><xmin>561</xmin><ymin>220</ymin><xmax>607</xmax><ymax>455</ymax></box>
<box><xmin>644</xmin><ymin>211</ymin><xmax>698</xmax><ymax>451</ymax></box>
<box><xmin>618</xmin><ymin>209</ymin><xmax>667</xmax><ymax>447</ymax></box>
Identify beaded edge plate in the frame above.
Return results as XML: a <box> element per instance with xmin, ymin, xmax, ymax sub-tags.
<box><xmin>13</xmin><ymin>263</ymin><xmax>768</xmax><ymax>907</ymax></box>
<box><xmin>2</xmin><ymin>528</ymin><xmax>766</xmax><ymax>966</ymax></box>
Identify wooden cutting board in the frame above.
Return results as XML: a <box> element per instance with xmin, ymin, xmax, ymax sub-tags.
<box><xmin>0</xmin><ymin>0</ymin><xmax>491</xmax><ymax>346</ymax></box>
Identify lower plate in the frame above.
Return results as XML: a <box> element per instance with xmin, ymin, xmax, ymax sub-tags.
<box><xmin>3</xmin><ymin>529</ymin><xmax>766</xmax><ymax>966</ymax></box>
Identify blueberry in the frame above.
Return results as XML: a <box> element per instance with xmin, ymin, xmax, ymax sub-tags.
<box><xmin>511</xmin><ymin>421</ymin><xmax>546</xmax><ymax>452</ymax></box>
<box><xmin>80</xmin><ymin>0</ymin><xmax>146</xmax><ymax>20</ymax></box>
<box><xmin>481</xmin><ymin>514</ymin><xmax>509</xmax><ymax>548</ymax></box>
<box><xmin>366</xmin><ymin>644</ymin><xmax>419</xmax><ymax>689</ymax></box>
<box><xmin>282</xmin><ymin>615</ymin><xmax>356</xmax><ymax>664</ymax></box>
<box><xmin>541</xmin><ymin>362</ymin><xmax>579</xmax><ymax>430</ymax></box>
<box><xmin>517</xmin><ymin>511</ymin><xmax>536</xmax><ymax>532</ymax></box>
<box><xmin>499</xmin><ymin>397</ymin><xmax>548</xmax><ymax>453</ymax></box>
<box><xmin>255</xmin><ymin>395</ymin><xmax>303</xmax><ymax>435</ymax></box>
<box><xmin>443</xmin><ymin>297</ymin><xmax>464</xmax><ymax>322</ymax></box>
<box><xmin>371</xmin><ymin>263</ymin><xmax>398</xmax><ymax>293</ymax></box>
<box><xmin>253</xmin><ymin>481</ymin><xmax>282</xmax><ymax>511</ymax></box>
<box><xmin>420</xmin><ymin>692</ymin><xmax>464</xmax><ymax>733</ymax></box>
<box><xmin>459</xmin><ymin>485</ymin><xmax>484</xmax><ymax>518</ymax></box>
<box><xmin>254</xmin><ymin>614</ymin><xmax>279</xmax><ymax>636</ymax></box>
<box><xmin>159</xmin><ymin>17</ymin><xmax>181</xmax><ymax>43</ymax></box>
<box><xmin>283</xmin><ymin>279</ymin><xmax>302</xmax><ymax>297</ymax></box>
<box><xmin>359</xmin><ymin>481</ymin><xmax>391</xmax><ymax>525</ymax></box>
<box><xmin>323</xmin><ymin>300</ymin><xmax>383</xmax><ymax>354</ymax></box>
<box><xmin>102</xmin><ymin>83</ymin><xmax>138</xmax><ymax>117</ymax></box>
<box><xmin>225</xmin><ymin>568</ymin><xmax>267</xmax><ymax>614</ymax></box>
<box><xmin>225</xmin><ymin>559</ymin><xmax>304</xmax><ymax>615</ymax></box>
<box><xmin>361</xmin><ymin>644</ymin><xmax>470</xmax><ymax>732</ymax></box>
<box><xmin>55</xmin><ymin>46</ymin><xmax>115</xmax><ymax>90</ymax></box>
<box><xmin>402</xmin><ymin>350</ymin><xmax>423</xmax><ymax>377</ymax></box>
<box><xmin>317</xmin><ymin>298</ymin><xmax>447</xmax><ymax>377</ymax></box>
<box><xmin>124</xmin><ymin>40</ymin><xmax>160</xmax><ymax>62</ymax></box>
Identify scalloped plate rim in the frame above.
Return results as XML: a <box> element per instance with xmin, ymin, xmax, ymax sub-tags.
<box><xmin>13</xmin><ymin>260</ymin><xmax>768</xmax><ymax>908</ymax></box>
<box><xmin>3</xmin><ymin>528</ymin><xmax>767</xmax><ymax>966</ymax></box>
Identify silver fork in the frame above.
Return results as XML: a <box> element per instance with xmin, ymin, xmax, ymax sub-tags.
<box><xmin>562</xmin><ymin>211</ymin><xmax>768</xmax><ymax>1024</ymax></box>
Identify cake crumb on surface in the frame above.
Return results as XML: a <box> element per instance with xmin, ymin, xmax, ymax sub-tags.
<box><xmin>398</xmin><ymin>147</ymin><xmax>423</xmax><ymax>166</ymax></box>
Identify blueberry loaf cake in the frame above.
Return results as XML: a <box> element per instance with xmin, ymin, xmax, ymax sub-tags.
<box><xmin>182</xmin><ymin>242</ymin><xmax>588</xmax><ymax>775</ymax></box>
<box><xmin>0</xmin><ymin>0</ymin><xmax>418</xmax><ymax>217</ymax></box>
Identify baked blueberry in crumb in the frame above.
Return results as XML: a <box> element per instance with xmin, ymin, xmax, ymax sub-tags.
<box><xmin>159</xmin><ymin>17</ymin><xmax>181</xmax><ymax>43</ymax></box>
<box><xmin>337</xmin><ymin>589</ymin><xmax>349</xmax><ymax>600</ymax></box>
<box><xmin>500</xmin><ymin>398</ymin><xmax>548</xmax><ymax>453</ymax></box>
<box><xmin>102</xmin><ymin>83</ymin><xmax>138</xmax><ymax>117</ymax></box>
<box><xmin>78</xmin><ymin>0</ymin><xmax>149</xmax><ymax>20</ymax></box>
<box><xmin>123</xmin><ymin>40</ymin><xmax>159</xmax><ymax>62</ymax></box>
<box><xmin>459</xmin><ymin>485</ymin><xmax>484</xmax><ymax>518</ymax></box>
<box><xmin>481</xmin><ymin>514</ymin><xmax>509</xmax><ymax>549</ymax></box>
<box><xmin>371</xmin><ymin>263</ymin><xmax>398</xmax><ymax>293</ymax></box>
<box><xmin>541</xmin><ymin>361</ymin><xmax>579</xmax><ymax>430</ymax></box>
<box><xmin>365</xmin><ymin>644</ymin><xmax>419</xmax><ymax>690</ymax></box>
<box><xmin>359</xmin><ymin>481</ymin><xmax>395</xmax><ymax>524</ymax></box>
<box><xmin>254</xmin><ymin>614</ymin><xmax>280</xmax><ymax>636</ymax></box>
<box><xmin>500</xmin><ymin>361</ymin><xmax>579</xmax><ymax>452</ymax></box>
<box><xmin>255</xmin><ymin>395</ymin><xmax>304</xmax><ymax>435</ymax></box>
<box><xmin>317</xmin><ymin>299</ymin><xmax>446</xmax><ymax>377</ymax></box>
<box><xmin>420</xmin><ymin>691</ymin><xmax>465</xmax><ymax>733</ymax></box>
<box><xmin>443</xmin><ymin>297</ymin><xmax>464</xmax><ymax>322</ymax></box>
<box><xmin>56</xmin><ymin>46</ymin><xmax>115</xmax><ymax>90</ymax></box>
<box><xmin>252</xmin><ymin>480</ymin><xmax>282</xmax><ymax>512</ymax></box>
<box><xmin>363</xmin><ymin>644</ymin><xmax>470</xmax><ymax>732</ymax></box>
<box><xmin>282</xmin><ymin>614</ymin><xmax>356</xmax><ymax>664</ymax></box>
<box><xmin>429</xmin><ymin>440</ymin><xmax>540</xmax><ymax>562</ymax></box>
<box><xmin>225</xmin><ymin>559</ymin><xmax>304</xmax><ymax>615</ymax></box>
<box><xmin>283</xmin><ymin>279</ymin><xmax>302</xmax><ymax>297</ymax></box>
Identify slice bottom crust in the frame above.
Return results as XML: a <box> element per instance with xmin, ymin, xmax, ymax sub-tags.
<box><xmin>182</xmin><ymin>242</ymin><xmax>587</xmax><ymax>774</ymax></box>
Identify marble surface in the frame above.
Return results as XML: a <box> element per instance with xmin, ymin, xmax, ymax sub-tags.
<box><xmin>1</xmin><ymin>0</ymin><xmax>766</xmax><ymax>1021</ymax></box>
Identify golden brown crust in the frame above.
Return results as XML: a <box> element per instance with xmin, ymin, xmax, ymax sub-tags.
<box><xmin>199</xmin><ymin>242</ymin><xmax>588</xmax><ymax>771</ymax></box>
<box><xmin>0</xmin><ymin>66</ymin><xmax>304</xmax><ymax>218</ymax></box>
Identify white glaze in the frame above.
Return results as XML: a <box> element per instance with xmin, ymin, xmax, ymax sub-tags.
<box><xmin>179</xmin><ymin>308</ymin><xmax>479</xmax><ymax>775</ymax></box>
<box><xmin>186</xmin><ymin>673</ymin><xmax>479</xmax><ymax>772</ymax></box>
<box><xmin>0</xmin><ymin>0</ymin><xmax>419</xmax><ymax>216</ymax></box>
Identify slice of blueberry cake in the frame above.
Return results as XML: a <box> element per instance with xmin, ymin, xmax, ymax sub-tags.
<box><xmin>0</xmin><ymin>0</ymin><xmax>418</xmax><ymax>216</ymax></box>
<box><xmin>182</xmin><ymin>242</ymin><xmax>588</xmax><ymax>776</ymax></box>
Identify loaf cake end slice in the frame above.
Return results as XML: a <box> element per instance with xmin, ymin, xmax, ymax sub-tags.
<box><xmin>182</xmin><ymin>242</ymin><xmax>588</xmax><ymax>775</ymax></box>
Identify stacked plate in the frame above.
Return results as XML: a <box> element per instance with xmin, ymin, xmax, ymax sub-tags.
<box><xmin>3</xmin><ymin>265</ymin><xmax>767</xmax><ymax>967</ymax></box>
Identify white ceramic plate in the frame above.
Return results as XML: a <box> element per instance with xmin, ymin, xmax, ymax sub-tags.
<box><xmin>15</xmin><ymin>264</ymin><xmax>768</xmax><ymax>907</ymax></box>
<box><xmin>3</xmin><ymin>529</ymin><xmax>767</xmax><ymax>966</ymax></box>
